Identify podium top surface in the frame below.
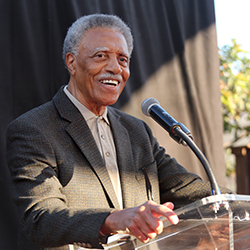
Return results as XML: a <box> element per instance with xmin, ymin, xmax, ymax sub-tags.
<box><xmin>103</xmin><ymin>194</ymin><xmax>250</xmax><ymax>250</ymax></box>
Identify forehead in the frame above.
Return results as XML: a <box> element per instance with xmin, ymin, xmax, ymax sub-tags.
<box><xmin>79</xmin><ymin>27</ymin><xmax>129</xmax><ymax>56</ymax></box>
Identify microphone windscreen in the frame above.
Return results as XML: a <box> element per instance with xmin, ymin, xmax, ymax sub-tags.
<box><xmin>141</xmin><ymin>98</ymin><xmax>160</xmax><ymax>116</ymax></box>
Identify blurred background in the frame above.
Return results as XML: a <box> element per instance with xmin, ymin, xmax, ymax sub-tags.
<box><xmin>215</xmin><ymin>0</ymin><xmax>250</xmax><ymax>193</ymax></box>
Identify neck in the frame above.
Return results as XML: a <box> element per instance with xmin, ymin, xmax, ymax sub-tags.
<box><xmin>67</xmin><ymin>83</ymin><xmax>106</xmax><ymax>116</ymax></box>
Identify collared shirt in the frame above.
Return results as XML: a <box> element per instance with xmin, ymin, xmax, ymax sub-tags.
<box><xmin>63</xmin><ymin>86</ymin><xmax>123</xmax><ymax>209</ymax></box>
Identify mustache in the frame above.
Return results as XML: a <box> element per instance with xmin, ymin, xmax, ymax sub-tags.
<box><xmin>97</xmin><ymin>73</ymin><xmax>122</xmax><ymax>82</ymax></box>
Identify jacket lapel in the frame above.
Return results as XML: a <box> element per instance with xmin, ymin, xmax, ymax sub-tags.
<box><xmin>53</xmin><ymin>88</ymin><xmax>120</xmax><ymax>209</ymax></box>
<box><xmin>108</xmin><ymin>108</ymin><xmax>137</xmax><ymax>208</ymax></box>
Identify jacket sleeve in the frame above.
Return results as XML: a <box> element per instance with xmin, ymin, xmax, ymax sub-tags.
<box><xmin>6</xmin><ymin>118</ymin><xmax>111</xmax><ymax>249</ymax></box>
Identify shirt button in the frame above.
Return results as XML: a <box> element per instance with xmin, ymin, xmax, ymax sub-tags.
<box><xmin>105</xmin><ymin>152</ymin><xmax>110</xmax><ymax>157</ymax></box>
<box><xmin>101</xmin><ymin>134</ymin><xmax>105</xmax><ymax>140</ymax></box>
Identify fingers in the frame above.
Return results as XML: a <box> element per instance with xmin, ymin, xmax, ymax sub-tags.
<box><xmin>126</xmin><ymin>201</ymin><xmax>179</xmax><ymax>242</ymax></box>
<box><xmin>128</xmin><ymin>205</ymin><xmax>162</xmax><ymax>241</ymax></box>
<box><xmin>128</xmin><ymin>224</ymin><xmax>152</xmax><ymax>243</ymax></box>
<box><xmin>150</xmin><ymin>201</ymin><xmax>179</xmax><ymax>225</ymax></box>
<box><xmin>162</xmin><ymin>201</ymin><xmax>175</xmax><ymax>210</ymax></box>
<box><xmin>162</xmin><ymin>202</ymin><xmax>179</xmax><ymax>224</ymax></box>
<box><xmin>101</xmin><ymin>201</ymin><xmax>179</xmax><ymax>243</ymax></box>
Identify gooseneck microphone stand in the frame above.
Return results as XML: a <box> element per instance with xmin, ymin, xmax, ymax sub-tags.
<box><xmin>173</xmin><ymin>125</ymin><xmax>221</xmax><ymax>196</ymax></box>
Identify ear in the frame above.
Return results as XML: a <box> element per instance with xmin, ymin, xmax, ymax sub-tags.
<box><xmin>65</xmin><ymin>53</ymin><xmax>76</xmax><ymax>75</ymax></box>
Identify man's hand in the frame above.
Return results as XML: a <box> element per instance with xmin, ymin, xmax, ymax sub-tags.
<box><xmin>100</xmin><ymin>200</ymin><xmax>179</xmax><ymax>243</ymax></box>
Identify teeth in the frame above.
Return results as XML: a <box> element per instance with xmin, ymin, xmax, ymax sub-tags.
<box><xmin>101</xmin><ymin>79</ymin><xmax>119</xmax><ymax>85</ymax></box>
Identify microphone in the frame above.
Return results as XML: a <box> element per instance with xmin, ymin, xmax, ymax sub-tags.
<box><xmin>141</xmin><ymin>98</ymin><xmax>193</xmax><ymax>145</ymax></box>
<box><xmin>141</xmin><ymin>98</ymin><xmax>221</xmax><ymax>196</ymax></box>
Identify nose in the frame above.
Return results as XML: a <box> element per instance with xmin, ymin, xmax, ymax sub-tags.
<box><xmin>105</xmin><ymin>55</ymin><xmax>122</xmax><ymax>75</ymax></box>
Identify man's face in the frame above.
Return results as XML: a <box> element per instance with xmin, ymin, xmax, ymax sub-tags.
<box><xmin>67</xmin><ymin>27</ymin><xmax>130</xmax><ymax>115</ymax></box>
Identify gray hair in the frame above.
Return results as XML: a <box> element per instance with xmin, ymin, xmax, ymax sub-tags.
<box><xmin>62</xmin><ymin>14</ymin><xmax>133</xmax><ymax>66</ymax></box>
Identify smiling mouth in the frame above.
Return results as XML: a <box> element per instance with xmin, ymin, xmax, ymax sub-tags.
<box><xmin>100</xmin><ymin>79</ymin><xmax>119</xmax><ymax>86</ymax></box>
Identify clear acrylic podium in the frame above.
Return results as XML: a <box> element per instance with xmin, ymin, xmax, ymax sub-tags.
<box><xmin>103</xmin><ymin>194</ymin><xmax>250</xmax><ymax>250</ymax></box>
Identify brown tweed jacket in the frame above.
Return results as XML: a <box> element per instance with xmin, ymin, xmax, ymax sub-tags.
<box><xmin>6</xmin><ymin>87</ymin><xmax>222</xmax><ymax>249</ymax></box>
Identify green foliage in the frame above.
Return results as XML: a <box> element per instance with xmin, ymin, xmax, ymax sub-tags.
<box><xmin>224</xmin><ymin>148</ymin><xmax>236</xmax><ymax>177</ymax></box>
<box><xmin>219</xmin><ymin>39</ymin><xmax>250</xmax><ymax>142</ymax></box>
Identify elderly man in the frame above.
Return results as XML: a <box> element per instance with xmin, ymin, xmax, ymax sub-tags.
<box><xmin>6</xmin><ymin>14</ymin><xmax>228</xmax><ymax>250</ymax></box>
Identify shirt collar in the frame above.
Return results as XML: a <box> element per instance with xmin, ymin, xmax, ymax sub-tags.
<box><xmin>63</xmin><ymin>85</ymin><xmax>110</xmax><ymax>125</ymax></box>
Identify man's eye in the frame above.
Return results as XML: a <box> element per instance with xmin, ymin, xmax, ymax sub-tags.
<box><xmin>120</xmin><ymin>57</ymin><xmax>128</xmax><ymax>65</ymax></box>
<box><xmin>93</xmin><ymin>53</ymin><xmax>106</xmax><ymax>59</ymax></box>
<box><xmin>97</xmin><ymin>54</ymin><xmax>104</xmax><ymax>58</ymax></box>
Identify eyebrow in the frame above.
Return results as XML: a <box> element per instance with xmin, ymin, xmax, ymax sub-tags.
<box><xmin>92</xmin><ymin>47</ymin><xmax>130</xmax><ymax>58</ymax></box>
<box><xmin>93</xmin><ymin>47</ymin><xmax>109</xmax><ymax>53</ymax></box>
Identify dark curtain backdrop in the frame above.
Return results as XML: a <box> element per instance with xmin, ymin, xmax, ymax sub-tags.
<box><xmin>0</xmin><ymin>1</ymin><xmax>224</xmax><ymax>249</ymax></box>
